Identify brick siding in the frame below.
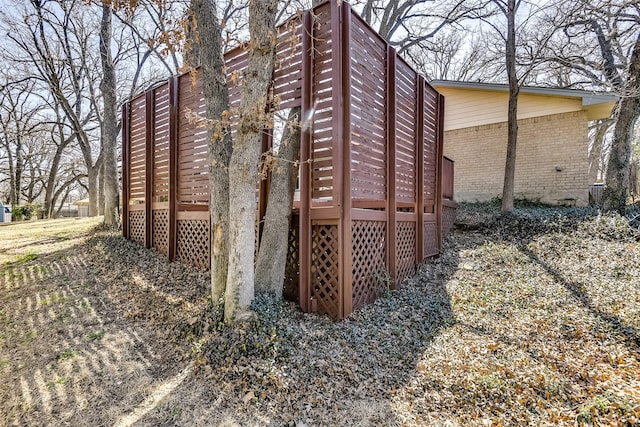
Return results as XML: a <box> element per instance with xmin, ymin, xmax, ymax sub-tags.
<box><xmin>443</xmin><ymin>111</ymin><xmax>590</xmax><ymax>206</ymax></box>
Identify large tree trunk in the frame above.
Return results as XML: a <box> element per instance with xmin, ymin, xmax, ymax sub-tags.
<box><xmin>225</xmin><ymin>0</ymin><xmax>277</xmax><ymax>323</ymax></box>
<box><xmin>500</xmin><ymin>0</ymin><xmax>519</xmax><ymax>212</ymax></box>
<box><xmin>189</xmin><ymin>0</ymin><xmax>233</xmax><ymax>306</ymax></box>
<box><xmin>100</xmin><ymin>3</ymin><xmax>119</xmax><ymax>225</ymax></box>
<box><xmin>255</xmin><ymin>107</ymin><xmax>301</xmax><ymax>296</ymax></box>
<box><xmin>604</xmin><ymin>33</ymin><xmax>640</xmax><ymax>212</ymax></box>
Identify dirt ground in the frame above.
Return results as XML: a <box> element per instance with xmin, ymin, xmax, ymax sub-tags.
<box><xmin>0</xmin><ymin>207</ymin><xmax>639</xmax><ymax>426</ymax></box>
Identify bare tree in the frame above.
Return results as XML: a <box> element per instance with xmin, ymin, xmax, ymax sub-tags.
<box><xmin>0</xmin><ymin>78</ymin><xmax>42</xmax><ymax>206</ymax></box>
<box><xmin>187</xmin><ymin>0</ymin><xmax>234</xmax><ymax>309</ymax></box>
<box><xmin>224</xmin><ymin>0</ymin><xmax>278</xmax><ymax>322</ymax></box>
<box><xmin>496</xmin><ymin>0</ymin><xmax>520</xmax><ymax>212</ymax></box>
<box><xmin>99</xmin><ymin>2</ymin><xmax>119</xmax><ymax>225</ymax></box>
<box><xmin>3</xmin><ymin>0</ymin><xmax>105</xmax><ymax>216</ymax></box>
<box><xmin>548</xmin><ymin>0</ymin><xmax>640</xmax><ymax>211</ymax></box>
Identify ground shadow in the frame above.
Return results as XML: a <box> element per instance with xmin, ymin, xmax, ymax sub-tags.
<box><xmin>0</xmin><ymin>227</ymin><xmax>210</xmax><ymax>427</ymax></box>
<box><xmin>518</xmin><ymin>244</ymin><xmax>640</xmax><ymax>351</ymax></box>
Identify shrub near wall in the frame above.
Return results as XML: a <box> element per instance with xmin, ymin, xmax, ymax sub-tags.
<box><xmin>11</xmin><ymin>205</ymin><xmax>35</xmax><ymax>221</ymax></box>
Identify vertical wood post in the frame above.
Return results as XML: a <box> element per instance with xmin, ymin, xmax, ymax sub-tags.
<box><xmin>299</xmin><ymin>10</ymin><xmax>313</xmax><ymax>313</ymax></box>
<box><xmin>168</xmin><ymin>76</ymin><xmax>179</xmax><ymax>261</ymax></box>
<box><xmin>340</xmin><ymin>3</ymin><xmax>353</xmax><ymax>318</ymax></box>
<box><xmin>121</xmin><ymin>102</ymin><xmax>130</xmax><ymax>239</ymax></box>
<box><xmin>386</xmin><ymin>46</ymin><xmax>398</xmax><ymax>289</ymax></box>
<box><xmin>145</xmin><ymin>89</ymin><xmax>155</xmax><ymax>249</ymax></box>
<box><xmin>435</xmin><ymin>93</ymin><xmax>445</xmax><ymax>251</ymax></box>
<box><xmin>416</xmin><ymin>77</ymin><xmax>425</xmax><ymax>262</ymax></box>
<box><xmin>330</xmin><ymin>1</ymin><xmax>352</xmax><ymax>318</ymax></box>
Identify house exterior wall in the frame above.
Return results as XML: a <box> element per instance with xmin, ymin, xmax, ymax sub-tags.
<box><xmin>436</xmin><ymin>87</ymin><xmax>585</xmax><ymax>131</ymax></box>
<box><xmin>443</xmin><ymin>111</ymin><xmax>590</xmax><ymax>206</ymax></box>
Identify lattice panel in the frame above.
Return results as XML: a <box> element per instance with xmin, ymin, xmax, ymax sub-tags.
<box><xmin>311</xmin><ymin>224</ymin><xmax>340</xmax><ymax>318</ymax></box>
<box><xmin>443</xmin><ymin>205</ymin><xmax>456</xmax><ymax>238</ymax></box>
<box><xmin>152</xmin><ymin>209</ymin><xmax>169</xmax><ymax>256</ymax></box>
<box><xmin>283</xmin><ymin>214</ymin><xmax>300</xmax><ymax>303</ymax></box>
<box><xmin>129</xmin><ymin>210</ymin><xmax>145</xmax><ymax>246</ymax></box>
<box><xmin>396</xmin><ymin>221</ymin><xmax>416</xmax><ymax>284</ymax></box>
<box><xmin>351</xmin><ymin>220</ymin><xmax>387</xmax><ymax>309</ymax></box>
<box><xmin>423</xmin><ymin>221</ymin><xmax>439</xmax><ymax>258</ymax></box>
<box><xmin>176</xmin><ymin>219</ymin><xmax>210</xmax><ymax>270</ymax></box>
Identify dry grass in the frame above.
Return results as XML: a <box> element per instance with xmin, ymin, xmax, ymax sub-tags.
<box><xmin>0</xmin><ymin>207</ymin><xmax>638</xmax><ymax>426</ymax></box>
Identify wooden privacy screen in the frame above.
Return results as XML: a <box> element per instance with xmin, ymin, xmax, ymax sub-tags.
<box><xmin>122</xmin><ymin>0</ymin><xmax>456</xmax><ymax>320</ymax></box>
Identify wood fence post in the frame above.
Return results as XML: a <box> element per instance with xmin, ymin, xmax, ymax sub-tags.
<box><xmin>145</xmin><ymin>89</ymin><xmax>155</xmax><ymax>249</ymax></box>
<box><xmin>121</xmin><ymin>102</ymin><xmax>130</xmax><ymax>239</ymax></box>
<box><xmin>386</xmin><ymin>45</ymin><xmax>397</xmax><ymax>288</ymax></box>
<box><xmin>416</xmin><ymin>77</ymin><xmax>425</xmax><ymax>262</ymax></box>
<box><xmin>168</xmin><ymin>76</ymin><xmax>179</xmax><ymax>261</ymax></box>
<box><xmin>299</xmin><ymin>10</ymin><xmax>313</xmax><ymax>313</ymax></box>
<box><xmin>340</xmin><ymin>2</ymin><xmax>353</xmax><ymax>318</ymax></box>
<box><xmin>436</xmin><ymin>93</ymin><xmax>445</xmax><ymax>251</ymax></box>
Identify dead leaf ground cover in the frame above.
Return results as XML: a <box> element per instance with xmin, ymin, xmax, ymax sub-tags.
<box><xmin>0</xmin><ymin>204</ymin><xmax>638</xmax><ymax>426</ymax></box>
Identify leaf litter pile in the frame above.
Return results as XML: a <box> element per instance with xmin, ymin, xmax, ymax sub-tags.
<box><xmin>0</xmin><ymin>204</ymin><xmax>639</xmax><ymax>426</ymax></box>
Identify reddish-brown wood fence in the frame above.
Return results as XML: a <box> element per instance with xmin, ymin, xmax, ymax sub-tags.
<box><xmin>122</xmin><ymin>0</ymin><xmax>456</xmax><ymax>319</ymax></box>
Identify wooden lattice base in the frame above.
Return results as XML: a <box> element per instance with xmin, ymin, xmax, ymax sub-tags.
<box><xmin>351</xmin><ymin>220</ymin><xmax>387</xmax><ymax>309</ymax></box>
<box><xmin>152</xmin><ymin>209</ymin><xmax>169</xmax><ymax>255</ymax></box>
<box><xmin>176</xmin><ymin>219</ymin><xmax>210</xmax><ymax>270</ymax></box>
<box><xmin>424</xmin><ymin>221</ymin><xmax>439</xmax><ymax>258</ymax></box>
<box><xmin>443</xmin><ymin>205</ymin><xmax>456</xmax><ymax>237</ymax></box>
<box><xmin>283</xmin><ymin>214</ymin><xmax>300</xmax><ymax>303</ymax></box>
<box><xmin>396</xmin><ymin>221</ymin><xmax>416</xmax><ymax>284</ymax></box>
<box><xmin>129</xmin><ymin>210</ymin><xmax>145</xmax><ymax>246</ymax></box>
<box><xmin>311</xmin><ymin>224</ymin><xmax>340</xmax><ymax>318</ymax></box>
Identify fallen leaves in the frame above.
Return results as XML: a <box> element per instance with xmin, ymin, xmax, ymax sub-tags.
<box><xmin>2</xmin><ymin>205</ymin><xmax>640</xmax><ymax>425</ymax></box>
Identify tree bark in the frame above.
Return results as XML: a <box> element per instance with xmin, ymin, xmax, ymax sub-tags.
<box><xmin>88</xmin><ymin>163</ymin><xmax>100</xmax><ymax>216</ymax></box>
<box><xmin>588</xmin><ymin>119</ymin><xmax>612</xmax><ymax>184</ymax></box>
<box><xmin>603</xmin><ymin>32</ymin><xmax>640</xmax><ymax>212</ymax></box>
<box><xmin>500</xmin><ymin>0</ymin><xmax>519</xmax><ymax>212</ymax></box>
<box><xmin>255</xmin><ymin>107</ymin><xmax>301</xmax><ymax>296</ymax></box>
<box><xmin>189</xmin><ymin>0</ymin><xmax>234</xmax><ymax>307</ymax></box>
<box><xmin>225</xmin><ymin>0</ymin><xmax>277</xmax><ymax>323</ymax></box>
<box><xmin>100</xmin><ymin>2</ymin><xmax>119</xmax><ymax>225</ymax></box>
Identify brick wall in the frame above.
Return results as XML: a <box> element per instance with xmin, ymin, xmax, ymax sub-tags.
<box><xmin>443</xmin><ymin>111</ymin><xmax>590</xmax><ymax>206</ymax></box>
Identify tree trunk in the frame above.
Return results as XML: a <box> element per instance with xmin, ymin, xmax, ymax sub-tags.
<box><xmin>98</xmin><ymin>164</ymin><xmax>105</xmax><ymax>215</ymax></box>
<box><xmin>603</xmin><ymin>32</ymin><xmax>640</xmax><ymax>212</ymax></box>
<box><xmin>500</xmin><ymin>0</ymin><xmax>519</xmax><ymax>212</ymax></box>
<box><xmin>100</xmin><ymin>2</ymin><xmax>119</xmax><ymax>225</ymax></box>
<box><xmin>88</xmin><ymin>165</ymin><xmax>100</xmax><ymax>216</ymax></box>
<box><xmin>14</xmin><ymin>136</ymin><xmax>23</xmax><ymax>206</ymax></box>
<box><xmin>189</xmin><ymin>0</ymin><xmax>233</xmax><ymax>306</ymax></box>
<box><xmin>43</xmin><ymin>144</ymin><xmax>64</xmax><ymax>218</ymax></box>
<box><xmin>255</xmin><ymin>107</ymin><xmax>301</xmax><ymax>296</ymax></box>
<box><xmin>5</xmin><ymin>141</ymin><xmax>17</xmax><ymax>206</ymax></box>
<box><xmin>588</xmin><ymin>119</ymin><xmax>612</xmax><ymax>183</ymax></box>
<box><xmin>225</xmin><ymin>0</ymin><xmax>277</xmax><ymax>323</ymax></box>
